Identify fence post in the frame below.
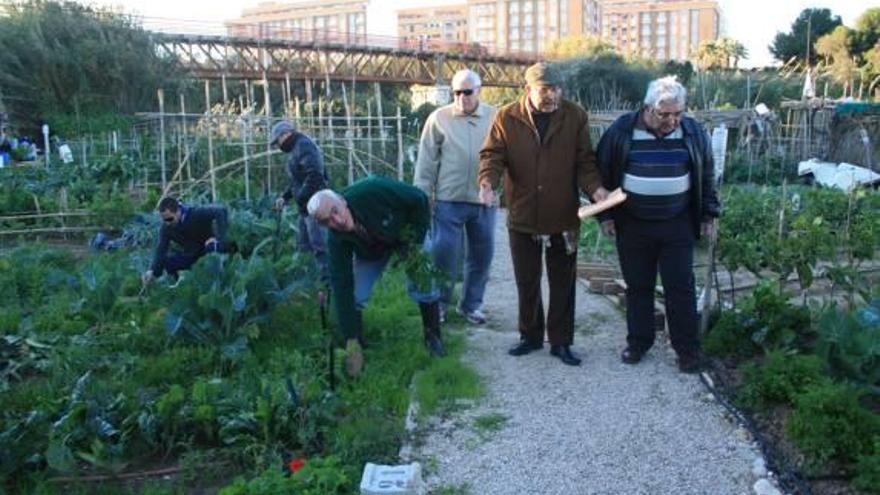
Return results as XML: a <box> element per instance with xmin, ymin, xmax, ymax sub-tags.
<box><xmin>242</xmin><ymin>112</ymin><xmax>250</xmax><ymax>202</ymax></box>
<box><xmin>263</xmin><ymin>71</ymin><xmax>272</xmax><ymax>191</ymax></box>
<box><xmin>205</xmin><ymin>80</ymin><xmax>217</xmax><ymax>201</ymax></box>
<box><xmin>396</xmin><ymin>107</ymin><xmax>404</xmax><ymax>180</ymax></box>
<box><xmin>158</xmin><ymin>88</ymin><xmax>167</xmax><ymax>190</ymax></box>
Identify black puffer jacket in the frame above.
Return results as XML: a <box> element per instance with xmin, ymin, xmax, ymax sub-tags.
<box><xmin>595</xmin><ymin>110</ymin><xmax>721</xmax><ymax>238</ymax></box>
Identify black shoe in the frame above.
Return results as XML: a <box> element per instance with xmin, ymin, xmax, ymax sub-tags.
<box><xmin>508</xmin><ymin>340</ymin><xmax>542</xmax><ymax>356</ymax></box>
<box><xmin>678</xmin><ymin>353</ymin><xmax>702</xmax><ymax>374</ymax></box>
<box><xmin>550</xmin><ymin>345</ymin><xmax>582</xmax><ymax>366</ymax></box>
<box><xmin>621</xmin><ymin>347</ymin><xmax>644</xmax><ymax>364</ymax></box>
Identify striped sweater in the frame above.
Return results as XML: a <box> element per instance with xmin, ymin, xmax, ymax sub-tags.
<box><xmin>621</xmin><ymin>127</ymin><xmax>691</xmax><ymax>220</ymax></box>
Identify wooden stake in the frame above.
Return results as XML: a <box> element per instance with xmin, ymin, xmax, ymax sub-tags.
<box><xmin>374</xmin><ymin>82</ymin><xmax>386</xmax><ymax>156</ymax></box>
<box><xmin>205</xmin><ymin>80</ymin><xmax>217</xmax><ymax>201</ymax></box>
<box><xmin>222</xmin><ymin>74</ymin><xmax>228</xmax><ymax>107</ymax></box>
<box><xmin>179</xmin><ymin>92</ymin><xmax>190</xmax><ymax>182</ymax></box>
<box><xmin>158</xmin><ymin>89</ymin><xmax>167</xmax><ymax>190</ymax></box>
<box><xmin>342</xmin><ymin>84</ymin><xmax>355</xmax><ymax>184</ymax></box>
<box><xmin>396</xmin><ymin>106</ymin><xmax>404</xmax><ymax>180</ymax></box>
<box><xmin>263</xmin><ymin>71</ymin><xmax>272</xmax><ymax>190</ymax></box>
<box><xmin>242</xmin><ymin>115</ymin><xmax>250</xmax><ymax>202</ymax></box>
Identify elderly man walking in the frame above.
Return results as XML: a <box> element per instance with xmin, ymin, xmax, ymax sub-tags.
<box><xmin>595</xmin><ymin>76</ymin><xmax>720</xmax><ymax>373</ymax></box>
<box><xmin>415</xmin><ymin>69</ymin><xmax>497</xmax><ymax>325</ymax></box>
<box><xmin>478</xmin><ymin>63</ymin><xmax>608</xmax><ymax>366</ymax></box>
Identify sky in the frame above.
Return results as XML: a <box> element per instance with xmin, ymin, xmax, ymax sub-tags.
<box><xmin>84</xmin><ymin>0</ymin><xmax>870</xmax><ymax>68</ymax></box>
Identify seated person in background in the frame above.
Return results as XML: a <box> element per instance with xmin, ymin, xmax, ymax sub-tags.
<box><xmin>142</xmin><ymin>197</ymin><xmax>231</xmax><ymax>284</ymax></box>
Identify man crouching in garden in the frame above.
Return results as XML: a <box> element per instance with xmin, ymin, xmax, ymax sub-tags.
<box><xmin>142</xmin><ymin>197</ymin><xmax>231</xmax><ymax>285</ymax></box>
<box><xmin>307</xmin><ymin>176</ymin><xmax>445</xmax><ymax>376</ymax></box>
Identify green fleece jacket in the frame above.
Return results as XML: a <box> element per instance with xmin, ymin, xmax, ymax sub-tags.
<box><xmin>328</xmin><ymin>176</ymin><xmax>430</xmax><ymax>339</ymax></box>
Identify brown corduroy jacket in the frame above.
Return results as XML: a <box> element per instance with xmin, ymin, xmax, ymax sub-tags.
<box><xmin>478</xmin><ymin>95</ymin><xmax>602</xmax><ymax>234</ymax></box>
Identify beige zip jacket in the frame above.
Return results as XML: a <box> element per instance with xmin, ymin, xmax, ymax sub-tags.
<box><xmin>414</xmin><ymin>102</ymin><xmax>496</xmax><ymax>204</ymax></box>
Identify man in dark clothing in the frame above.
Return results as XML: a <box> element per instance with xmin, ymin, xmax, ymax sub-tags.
<box><xmin>142</xmin><ymin>197</ymin><xmax>230</xmax><ymax>284</ymax></box>
<box><xmin>307</xmin><ymin>176</ymin><xmax>445</xmax><ymax>377</ymax></box>
<box><xmin>595</xmin><ymin>76</ymin><xmax>721</xmax><ymax>373</ymax></box>
<box><xmin>271</xmin><ymin>120</ymin><xmax>329</xmax><ymax>279</ymax></box>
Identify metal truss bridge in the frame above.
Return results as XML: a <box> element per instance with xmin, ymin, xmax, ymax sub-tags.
<box><xmin>152</xmin><ymin>33</ymin><xmax>540</xmax><ymax>88</ymax></box>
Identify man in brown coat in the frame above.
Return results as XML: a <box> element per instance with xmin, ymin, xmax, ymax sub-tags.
<box><xmin>478</xmin><ymin>62</ymin><xmax>608</xmax><ymax>366</ymax></box>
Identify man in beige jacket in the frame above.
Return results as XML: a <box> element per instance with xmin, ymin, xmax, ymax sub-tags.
<box><xmin>415</xmin><ymin>69</ymin><xmax>497</xmax><ymax>325</ymax></box>
<box><xmin>478</xmin><ymin>63</ymin><xmax>608</xmax><ymax>366</ymax></box>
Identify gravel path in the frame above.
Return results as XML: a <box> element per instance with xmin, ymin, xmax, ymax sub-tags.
<box><xmin>412</xmin><ymin>210</ymin><xmax>768</xmax><ymax>495</ymax></box>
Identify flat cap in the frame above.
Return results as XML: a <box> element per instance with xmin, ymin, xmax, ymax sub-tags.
<box><xmin>270</xmin><ymin>120</ymin><xmax>295</xmax><ymax>145</ymax></box>
<box><xmin>524</xmin><ymin>63</ymin><xmax>562</xmax><ymax>87</ymax></box>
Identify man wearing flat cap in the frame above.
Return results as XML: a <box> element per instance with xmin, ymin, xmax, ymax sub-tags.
<box><xmin>271</xmin><ymin>120</ymin><xmax>329</xmax><ymax>280</ymax></box>
<box><xmin>478</xmin><ymin>62</ymin><xmax>608</xmax><ymax>366</ymax></box>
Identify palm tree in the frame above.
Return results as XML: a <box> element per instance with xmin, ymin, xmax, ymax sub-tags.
<box><xmin>693</xmin><ymin>38</ymin><xmax>748</xmax><ymax>70</ymax></box>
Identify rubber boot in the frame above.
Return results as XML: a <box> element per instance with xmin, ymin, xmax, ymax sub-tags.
<box><xmin>419</xmin><ymin>302</ymin><xmax>446</xmax><ymax>357</ymax></box>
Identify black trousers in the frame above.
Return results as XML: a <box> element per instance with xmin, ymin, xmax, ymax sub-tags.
<box><xmin>615</xmin><ymin>212</ymin><xmax>699</xmax><ymax>357</ymax></box>
<box><xmin>508</xmin><ymin>230</ymin><xmax>577</xmax><ymax>346</ymax></box>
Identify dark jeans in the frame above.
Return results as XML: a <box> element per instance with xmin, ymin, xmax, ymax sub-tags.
<box><xmin>157</xmin><ymin>253</ymin><xmax>201</xmax><ymax>278</ymax></box>
<box><xmin>615</xmin><ymin>211</ymin><xmax>699</xmax><ymax>357</ymax></box>
<box><xmin>509</xmin><ymin>230</ymin><xmax>577</xmax><ymax>347</ymax></box>
<box><xmin>157</xmin><ymin>241</ymin><xmax>229</xmax><ymax>278</ymax></box>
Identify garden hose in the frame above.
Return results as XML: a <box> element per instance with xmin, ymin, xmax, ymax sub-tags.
<box><xmin>699</xmin><ymin>363</ymin><xmax>814</xmax><ymax>495</ymax></box>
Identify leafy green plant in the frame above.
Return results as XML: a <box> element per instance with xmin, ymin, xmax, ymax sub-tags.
<box><xmin>219</xmin><ymin>455</ymin><xmax>349</xmax><ymax>495</ymax></box>
<box><xmin>740</xmin><ymin>281</ymin><xmax>812</xmax><ymax>350</ymax></box>
<box><xmin>814</xmin><ymin>299</ymin><xmax>880</xmax><ymax>387</ymax></box>
<box><xmin>787</xmin><ymin>381</ymin><xmax>880</xmax><ymax>467</ymax></box>
<box><xmin>1</xmin><ymin>333</ymin><xmax>54</xmax><ymax>392</ymax></box>
<box><xmin>854</xmin><ymin>436</ymin><xmax>880</xmax><ymax>494</ymax></box>
<box><xmin>704</xmin><ymin>311</ymin><xmax>756</xmax><ymax>357</ymax></box>
<box><xmin>705</xmin><ymin>281</ymin><xmax>812</xmax><ymax>356</ymax></box>
<box><xmin>162</xmin><ymin>248</ymin><xmax>311</xmax><ymax>357</ymax></box>
<box><xmin>736</xmin><ymin>351</ymin><xmax>827</xmax><ymax>411</ymax></box>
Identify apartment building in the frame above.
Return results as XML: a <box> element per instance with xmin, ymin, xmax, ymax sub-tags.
<box><xmin>467</xmin><ymin>0</ymin><xmax>601</xmax><ymax>53</ymax></box>
<box><xmin>225</xmin><ymin>0</ymin><xmax>368</xmax><ymax>44</ymax></box>
<box><xmin>398</xmin><ymin>5</ymin><xmax>468</xmax><ymax>46</ymax></box>
<box><xmin>463</xmin><ymin>0</ymin><xmax>718</xmax><ymax>60</ymax></box>
<box><xmin>600</xmin><ymin>0</ymin><xmax>720</xmax><ymax>61</ymax></box>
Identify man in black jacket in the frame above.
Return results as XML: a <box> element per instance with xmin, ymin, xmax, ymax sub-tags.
<box><xmin>142</xmin><ymin>197</ymin><xmax>230</xmax><ymax>284</ymax></box>
<box><xmin>271</xmin><ymin>120</ymin><xmax>329</xmax><ymax>280</ymax></box>
<box><xmin>596</xmin><ymin>76</ymin><xmax>720</xmax><ymax>373</ymax></box>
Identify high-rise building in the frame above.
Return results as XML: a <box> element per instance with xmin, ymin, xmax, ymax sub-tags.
<box><xmin>225</xmin><ymin>0</ymin><xmax>368</xmax><ymax>44</ymax></box>
<box><xmin>397</xmin><ymin>5</ymin><xmax>468</xmax><ymax>48</ymax></box>
<box><xmin>600</xmin><ymin>0</ymin><xmax>720</xmax><ymax>61</ymax></box>
<box><xmin>466</xmin><ymin>0</ymin><xmax>601</xmax><ymax>53</ymax></box>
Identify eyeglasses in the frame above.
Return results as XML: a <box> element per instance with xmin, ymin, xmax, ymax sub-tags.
<box><xmin>453</xmin><ymin>89</ymin><xmax>475</xmax><ymax>96</ymax></box>
<box><xmin>162</xmin><ymin>216</ymin><xmax>175</xmax><ymax>224</ymax></box>
<box><xmin>652</xmin><ymin>108</ymin><xmax>684</xmax><ymax>120</ymax></box>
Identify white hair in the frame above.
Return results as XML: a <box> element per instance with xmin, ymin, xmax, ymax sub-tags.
<box><xmin>451</xmin><ymin>69</ymin><xmax>481</xmax><ymax>89</ymax></box>
<box><xmin>307</xmin><ymin>189</ymin><xmax>343</xmax><ymax>217</ymax></box>
<box><xmin>644</xmin><ymin>76</ymin><xmax>687</xmax><ymax>108</ymax></box>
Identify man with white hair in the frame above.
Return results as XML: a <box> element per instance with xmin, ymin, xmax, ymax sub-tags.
<box><xmin>595</xmin><ymin>76</ymin><xmax>721</xmax><ymax>373</ymax></box>
<box><xmin>307</xmin><ymin>176</ymin><xmax>445</xmax><ymax>376</ymax></box>
<box><xmin>415</xmin><ymin>69</ymin><xmax>496</xmax><ymax>325</ymax></box>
